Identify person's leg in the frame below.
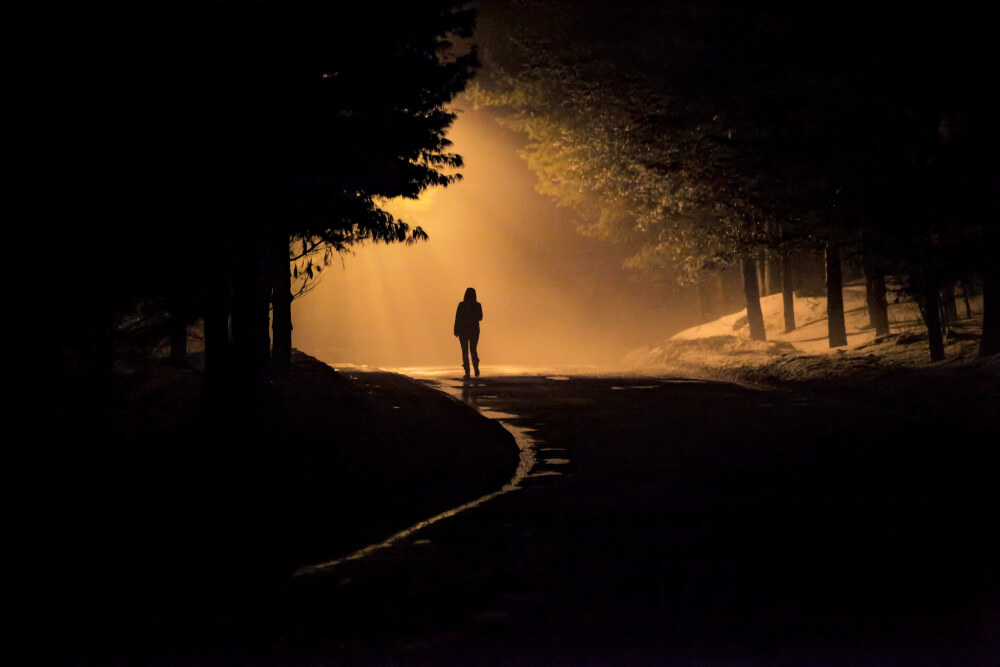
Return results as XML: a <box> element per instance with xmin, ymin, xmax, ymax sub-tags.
<box><xmin>460</xmin><ymin>336</ymin><xmax>470</xmax><ymax>377</ymax></box>
<box><xmin>470</xmin><ymin>332</ymin><xmax>480</xmax><ymax>376</ymax></box>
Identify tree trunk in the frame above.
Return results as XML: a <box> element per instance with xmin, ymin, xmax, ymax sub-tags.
<box><xmin>960</xmin><ymin>279</ymin><xmax>974</xmax><ymax>318</ymax></box>
<box><xmin>870</xmin><ymin>273</ymin><xmax>890</xmax><ymax>337</ymax></box>
<box><xmin>169</xmin><ymin>315</ymin><xmax>187</xmax><ymax>362</ymax></box>
<box><xmin>825</xmin><ymin>243</ymin><xmax>848</xmax><ymax>347</ymax></box>
<box><xmin>863</xmin><ymin>254</ymin><xmax>890</xmax><ymax>337</ymax></box>
<box><xmin>981</xmin><ymin>266</ymin><xmax>1000</xmax><ymax>357</ymax></box>
<box><xmin>766</xmin><ymin>228</ymin><xmax>782</xmax><ymax>297</ymax></box>
<box><xmin>757</xmin><ymin>253</ymin><xmax>768</xmax><ymax>297</ymax></box>
<box><xmin>203</xmin><ymin>273</ymin><xmax>232</xmax><ymax>391</ymax></box>
<box><xmin>781</xmin><ymin>247</ymin><xmax>796</xmax><ymax>333</ymax></box>
<box><xmin>941</xmin><ymin>282</ymin><xmax>959</xmax><ymax>327</ymax></box>
<box><xmin>230</xmin><ymin>248</ymin><xmax>271</xmax><ymax>386</ymax></box>
<box><xmin>742</xmin><ymin>254</ymin><xmax>767</xmax><ymax>341</ymax></box>
<box><xmin>864</xmin><ymin>260</ymin><xmax>875</xmax><ymax>324</ymax></box>
<box><xmin>270</xmin><ymin>234</ymin><xmax>293</xmax><ymax>369</ymax></box>
<box><xmin>922</xmin><ymin>265</ymin><xmax>946</xmax><ymax>361</ymax></box>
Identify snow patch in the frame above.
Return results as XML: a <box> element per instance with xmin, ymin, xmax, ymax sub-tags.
<box><xmin>627</xmin><ymin>282</ymin><xmax>994</xmax><ymax>392</ymax></box>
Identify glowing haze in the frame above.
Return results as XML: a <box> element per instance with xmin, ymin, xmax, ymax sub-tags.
<box><xmin>290</xmin><ymin>107</ymin><xmax>697</xmax><ymax>370</ymax></box>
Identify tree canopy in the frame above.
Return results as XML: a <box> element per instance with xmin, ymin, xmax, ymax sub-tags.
<box><xmin>472</xmin><ymin>0</ymin><xmax>999</xmax><ymax>355</ymax></box>
<box><xmin>17</xmin><ymin>0</ymin><xmax>480</xmax><ymax>381</ymax></box>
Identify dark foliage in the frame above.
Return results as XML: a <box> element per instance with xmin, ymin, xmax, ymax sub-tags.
<box><xmin>14</xmin><ymin>1</ymin><xmax>478</xmax><ymax>384</ymax></box>
<box><xmin>474</xmin><ymin>0</ymin><xmax>999</xmax><ymax>357</ymax></box>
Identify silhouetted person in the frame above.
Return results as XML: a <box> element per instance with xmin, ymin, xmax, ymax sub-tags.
<box><xmin>454</xmin><ymin>287</ymin><xmax>483</xmax><ymax>378</ymax></box>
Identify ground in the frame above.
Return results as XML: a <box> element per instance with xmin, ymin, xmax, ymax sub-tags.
<box><xmin>26</xmin><ymin>352</ymin><xmax>519</xmax><ymax>664</ymax></box>
<box><xmin>625</xmin><ymin>282</ymin><xmax>998</xmax><ymax>415</ymax></box>
<box><xmin>26</xmin><ymin>285</ymin><xmax>997</xmax><ymax>665</ymax></box>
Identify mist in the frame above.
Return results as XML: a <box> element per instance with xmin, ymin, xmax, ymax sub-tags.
<box><xmin>290</xmin><ymin>107</ymin><xmax>699</xmax><ymax>370</ymax></box>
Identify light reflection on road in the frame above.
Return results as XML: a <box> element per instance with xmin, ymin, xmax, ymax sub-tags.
<box><xmin>293</xmin><ymin>365</ymin><xmax>555</xmax><ymax>578</ymax></box>
<box><xmin>415</xmin><ymin>373</ymin><xmax>540</xmax><ymax>488</ymax></box>
<box><xmin>387</xmin><ymin>364</ymin><xmax>618</xmax><ymax>379</ymax></box>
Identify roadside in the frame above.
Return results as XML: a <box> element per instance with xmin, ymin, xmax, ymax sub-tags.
<box><xmin>26</xmin><ymin>286</ymin><xmax>997</xmax><ymax>664</ymax></box>
<box><xmin>627</xmin><ymin>284</ymin><xmax>999</xmax><ymax>418</ymax></box>
<box><xmin>250</xmin><ymin>372</ymin><xmax>999</xmax><ymax>666</ymax></box>
<box><xmin>27</xmin><ymin>350</ymin><xmax>518</xmax><ymax>664</ymax></box>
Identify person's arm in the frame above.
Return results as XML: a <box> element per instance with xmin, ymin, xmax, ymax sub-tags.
<box><xmin>476</xmin><ymin>303</ymin><xmax>483</xmax><ymax>322</ymax></box>
<box><xmin>454</xmin><ymin>303</ymin><xmax>462</xmax><ymax>336</ymax></box>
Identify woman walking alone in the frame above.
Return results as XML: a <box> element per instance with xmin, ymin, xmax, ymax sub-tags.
<box><xmin>453</xmin><ymin>287</ymin><xmax>483</xmax><ymax>378</ymax></box>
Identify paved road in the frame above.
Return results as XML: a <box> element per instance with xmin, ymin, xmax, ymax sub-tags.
<box><xmin>267</xmin><ymin>372</ymin><xmax>997</xmax><ymax>666</ymax></box>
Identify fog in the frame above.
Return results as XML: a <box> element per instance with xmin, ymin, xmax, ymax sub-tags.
<box><xmin>290</xmin><ymin>107</ymin><xmax>699</xmax><ymax>370</ymax></box>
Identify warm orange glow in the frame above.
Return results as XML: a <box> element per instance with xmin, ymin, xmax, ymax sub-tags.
<box><xmin>290</xmin><ymin>107</ymin><xmax>692</xmax><ymax>370</ymax></box>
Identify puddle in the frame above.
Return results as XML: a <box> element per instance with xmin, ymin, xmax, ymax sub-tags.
<box><xmin>611</xmin><ymin>385</ymin><xmax>659</xmax><ymax>390</ymax></box>
<box><xmin>294</xmin><ymin>374</ymin><xmax>542</xmax><ymax>577</ymax></box>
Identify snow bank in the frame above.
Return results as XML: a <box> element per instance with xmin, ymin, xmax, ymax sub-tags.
<box><xmin>628</xmin><ymin>282</ymin><xmax>993</xmax><ymax>394</ymax></box>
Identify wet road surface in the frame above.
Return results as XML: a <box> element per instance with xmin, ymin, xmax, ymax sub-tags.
<box><xmin>274</xmin><ymin>371</ymin><xmax>998</xmax><ymax>666</ymax></box>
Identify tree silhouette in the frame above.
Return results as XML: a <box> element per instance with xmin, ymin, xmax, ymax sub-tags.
<box><xmin>19</xmin><ymin>1</ymin><xmax>478</xmax><ymax>389</ymax></box>
<box><xmin>473</xmin><ymin>0</ymin><xmax>998</xmax><ymax>358</ymax></box>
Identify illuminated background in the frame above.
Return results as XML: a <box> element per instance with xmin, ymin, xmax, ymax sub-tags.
<box><xmin>290</xmin><ymin>106</ymin><xmax>699</xmax><ymax>370</ymax></box>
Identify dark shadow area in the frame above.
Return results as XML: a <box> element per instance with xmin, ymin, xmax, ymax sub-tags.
<box><xmin>23</xmin><ymin>352</ymin><xmax>518</xmax><ymax>665</ymax></box>
<box><xmin>272</xmin><ymin>374</ymin><xmax>999</xmax><ymax>666</ymax></box>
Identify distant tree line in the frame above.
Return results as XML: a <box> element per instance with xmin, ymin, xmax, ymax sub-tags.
<box><xmin>471</xmin><ymin>0</ymin><xmax>999</xmax><ymax>359</ymax></box>
<box><xmin>16</xmin><ymin>1</ymin><xmax>478</xmax><ymax>394</ymax></box>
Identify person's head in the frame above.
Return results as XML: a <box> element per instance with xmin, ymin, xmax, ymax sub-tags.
<box><xmin>464</xmin><ymin>287</ymin><xmax>477</xmax><ymax>302</ymax></box>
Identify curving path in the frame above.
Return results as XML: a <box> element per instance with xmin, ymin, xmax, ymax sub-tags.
<box><xmin>276</xmin><ymin>370</ymin><xmax>998</xmax><ymax>666</ymax></box>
